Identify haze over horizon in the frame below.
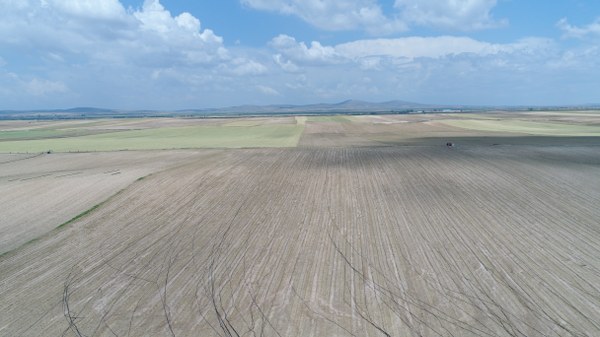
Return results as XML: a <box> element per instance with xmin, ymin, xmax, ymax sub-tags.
<box><xmin>1</xmin><ymin>0</ymin><xmax>599</xmax><ymax>110</ymax></box>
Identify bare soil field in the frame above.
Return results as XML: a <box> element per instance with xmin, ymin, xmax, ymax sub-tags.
<box><xmin>1</xmin><ymin>112</ymin><xmax>599</xmax><ymax>336</ymax></box>
<box><xmin>299</xmin><ymin>113</ymin><xmax>600</xmax><ymax>147</ymax></box>
<box><xmin>0</xmin><ymin>150</ymin><xmax>204</xmax><ymax>254</ymax></box>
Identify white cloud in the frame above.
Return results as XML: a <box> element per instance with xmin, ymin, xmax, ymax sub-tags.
<box><xmin>357</xmin><ymin>57</ymin><xmax>384</xmax><ymax>70</ymax></box>
<box><xmin>175</xmin><ymin>12</ymin><xmax>201</xmax><ymax>32</ymax></box>
<box><xmin>243</xmin><ymin>0</ymin><xmax>503</xmax><ymax>33</ymax></box>
<box><xmin>241</xmin><ymin>0</ymin><xmax>406</xmax><ymax>34</ymax></box>
<box><xmin>259</xmin><ymin>34</ymin><xmax>575</xmax><ymax>105</ymax></box>
<box><xmin>135</xmin><ymin>0</ymin><xmax>186</xmax><ymax>34</ymax></box>
<box><xmin>0</xmin><ymin>1</ymin><xmax>597</xmax><ymax>109</ymax></box>
<box><xmin>130</xmin><ymin>0</ymin><xmax>226</xmax><ymax>63</ymax></box>
<box><xmin>44</xmin><ymin>0</ymin><xmax>127</xmax><ymax>20</ymax></box>
<box><xmin>256</xmin><ymin>85</ymin><xmax>280</xmax><ymax>96</ymax></box>
<box><xmin>0</xmin><ymin>71</ymin><xmax>68</xmax><ymax>97</ymax></box>
<box><xmin>226</xmin><ymin>58</ymin><xmax>268</xmax><ymax>76</ymax></box>
<box><xmin>557</xmin><ymin>18</ymin><xmax>600</xmax><ymax>39</ymax></box>
<box><xmin>273</xmin><ymin>35</ymin><xmax>555</xmax><ymax>64</ymax></box>
<box><xmin>337</xmin><ymin>36</ymin><xmax>496</xmax><ymax>59</ymax></box>
<box><xmin>394</xmin><ymin>0</ymin><xmax>504</xmax><ymax>30</ymax></box>
<box><xmin>133</xmin><ymin>0</ymin><xmax>223</xmax><ymax>47</ymax></box>
<box><xmin>273</xmin><ymin>54</ymin><xmax>300</xmax><ymax>72</ymax></box>
<box><xmin>0</xmin><ymin>0</ymin><xmax>272</xmax><ymax>108</ymax></box>
<box><xmin>0</xmin><ymin>0</ymin><xmax>269</xmax><ymax>70</ymax></box>
<box><xmin>25</xmin><ymin>78</ymin><xmax>68</xmax><ymax>96</ymax></box>
<box><xmin>266</xmin><ymin>34</ymin><xmax>560</xmax><ymax>91</ymax></box>
<box><xmin>0</xmin><ymin>0</ymin><xmax>228</xmax><ymax>65</ymax></box>
<box><xmin>547</xmin><ymin>46</ymin><xmax>600</xmax><ymax>70</ymax></box>
<box><xmin>269</xmin><ymin>34</ymin><xmax>340</xmax><ymax>65</ymax></box>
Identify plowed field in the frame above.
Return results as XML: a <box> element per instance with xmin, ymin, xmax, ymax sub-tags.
<box><xmin>1</xmin><ymin>113</ymin><xmax>600</xmax><ymax>336</ymax></box>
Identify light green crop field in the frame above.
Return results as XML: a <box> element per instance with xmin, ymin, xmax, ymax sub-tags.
<box><xmin>222</xmin><ymin>120</ymin><xmax>266</xmax><ymax>127</ymax></box>
<box><xmin>0</xmin><ymin>124</ymin><xmax>305</xmax><ymax>152</ymax></box>
<box><xmin>441</xmin><ymin>118</ymin><xmax>600</xmax><ymax>136</ymax></box>
<box><xmin>307</xmin><ymin>115</ymin><xmax>354</xmax><ymax>123</ymax></box>
<box><xmin>295</xmin><ymin>116</ymin><xmax>307</xmax><ymax>125</ymax></box>
<box><xmin>2</xmin><ymin>113</ymin><xmax>600</xmax><ymax>153</ymax></box>
<box><xmin>523</xmin><ymin>110</ymin><xmax>600</xmax><ymax>117</ymax></box>
<box><xmin>0</xmin><ymin>129</ymin><xmax>96</xmax><ymax>141</ymax></box>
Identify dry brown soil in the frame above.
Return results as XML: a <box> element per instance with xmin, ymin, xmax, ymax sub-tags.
<box><xmin>1</xmin><ymin>114</ymin><xmax>600</xmax><ymax>336</ymax></box>
<box><xmin>0</xmin><ymin>151</ymin><xmax>204</xmax><ymax>254</ymax></box>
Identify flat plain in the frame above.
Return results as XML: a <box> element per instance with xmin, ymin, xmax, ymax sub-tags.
<box><xmin>1</xmin><ymin>111</ymin><xmax>599</xmax><ymax>336</ymax></box>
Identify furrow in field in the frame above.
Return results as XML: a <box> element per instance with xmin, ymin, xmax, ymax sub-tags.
<box><xmin>1</xmin><ymin>147</ymin><xmax>599</xmax><ymax>337</ymax></box>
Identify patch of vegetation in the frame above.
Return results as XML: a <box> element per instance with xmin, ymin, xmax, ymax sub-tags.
<box><xmin>56</xmin><ymin>185</ymin><xmax>132</xmax><ymax>230</ymax></box>
<box><xmin>57</xmin><ymin>203</ymin><xmax>103</xmax><ymax>229</ymax></box>
<box><xmin>0</xmin><ymin>129</ymin><xmax>88</xmax><ymax>141</ymax></box>
<box><xmin>0</xmin><ymin>196</ymin><xmax>104</xmax><ymax>259</ymax></box>
<box><xmin>442</xmin><ymin>119</ymin><xmax>600</xmax><ymax>136</ymax></box>
<box><xmin>307</xmin><ymin>115</ymin><xmax>353</xmax><ymax>123</ymax></box>
<box><xmin>0</xmin><ymin>124</ymin><xmax>306</xmax><ymax>153</ymax></box>
<box><xmin>295</xmin><ymin>116</ymin><xmax>307</xmax><ymax>125</ymax></box>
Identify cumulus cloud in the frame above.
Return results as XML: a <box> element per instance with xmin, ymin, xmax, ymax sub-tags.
<box><xmin>0</xmin><ymin>71</ymin><xmax>69</xmax><ymax>97</ymax></box>
<box><xmin>243</xmin><ymin>0</ymin><xmax>503</xmax><ymax>33</ymax></box>
<box><xmin>43</xmin><ymin>0</ymin><xmax>128</xmax><ymax>20</ymax></box>
<box><xmin>0</xmin><ymin>0</ymin><xmax>134</xmax><ymax>52</ymax></box>
<box><xmin>0</xmin><ymin>0</ymin><xmax>597</xmax><ymax>109</ymax></box>
<box><xmin>256</xmin><ymin>85</ymin><xmax>280</xmax><ymax>96</ymax></box>
<box><xmin>394</xmin><ymin>0</ymin><xmax>505</xmax><ymax>30</ymax></box>
<box><xmin>225</xmin><ymin>58</ymin><xmax>268</xmax><ymax>76</ymax></box>
<box><xmin>337</xmin><ymin>37</ymin><xmax>492</xmax><ymax>59</ymax></box>
<box><xmin>557</xmin><ymin>18</ymin><xmax>600</xmax><ymax>39</ymax></box>
<box><xmin>270</xmin><ymin>35</ymin><xmax>555</xmax><ymax>67</ymax></box>
<box><xmin>261</xmin><ymin>33</ymin><xmax>574</xmax><ymax>105</ymax></box>
<box><xmin>0</xmin><ymin>0</ymin><xmax>267</xmax><ymax>70</ymax></box>
<box><xmin>273</xmin><ymin>54</ymin><xmax>300</xmax><ymax>72</ymax></box>
<box><xmin>120</xmin><ymin>0</ymin><xmax>232</xmax><ymax>67</ymax></box>
<box><xmin>25</xmin><ymin>78</ymin><xmax>69</xmax><ymax>96</ymax></box>
<box><xmin>0</xmin><ymin>0</ymin><xmax>271</xmax><ymax>108</ymax></box>
<box><xmin>133</xmin><ymin>0</ymin><xmax>222</xmax><ymax>47</ymax></box>
<box><xmin>241</xmin><ymin>0</ymin><xmax>406</xmax><ymax>34</ymax></box>
<box><xmin>269</xmin><ymin>34</ymin><xmax>340</xmax><ymax>64</ymax></box>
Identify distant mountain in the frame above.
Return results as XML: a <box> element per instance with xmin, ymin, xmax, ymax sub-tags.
<box><xmin>187</xmin><ymin>99</ymin><xmax>433</xmax><ymax>115</ymax></box>
<box><xmin>334</xmin><ymin>99</ymin><xmax>418</xmax><ymax>109</ymax></box>
<box><xmin>1</xmin><ymin>100</ymin><xmax>598</xmax><ymax>120</ymax></box>
<box><xmin>61</xmin><ymin>107</ymin><xmax>116</xmax><ymax>113</ymax></box>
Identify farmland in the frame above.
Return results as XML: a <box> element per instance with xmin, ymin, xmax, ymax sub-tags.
<box><xmin>1</xmin><ymin>111</ymin><xmax>600</xmax><ymax>336</ymax></box>
<box><xmin>0</xmin><ymin>118</ymin><xmax>305</xmax><ymax>152</ymax></box>
<box><xmin>0</xmin><ymin>150</ymin><xmax>205</xmax><ymax>254</ymax></box>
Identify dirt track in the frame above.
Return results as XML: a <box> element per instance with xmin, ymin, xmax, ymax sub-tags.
<box><xmin>1</xmin><ymin>145</ymin><xmax>599</xmax><ymax>336</ymax></box>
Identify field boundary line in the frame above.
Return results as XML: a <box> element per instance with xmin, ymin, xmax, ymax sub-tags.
<box><xmin>0</xmin><ymin>174</ymin><xmax>149</xmax><ymax>260</ymax></box>
<box><xmin>0</xmin><ymin>150</ymin><xmax>221</xmax><ymax>259</ymax></box>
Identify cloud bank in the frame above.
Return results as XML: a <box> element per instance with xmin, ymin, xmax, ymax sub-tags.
<box><xmin>394</xmin><ymin>0</ymin><xmax>504</xmax><ymax>30</ymax></box>
<box><xmin>0</xmin><ymin>0</ymin><xmax>267</xmax><ymax>108</ymax></box>
<box><xmin>242</xmin><ymin>0</ymin><xmax>504</xmax><ymax>33</ymax></box>
<box><xmin>241</xmin><ymin>0</ymin><xmax>404</xmax><ymax>34</ymax></box>
<box><xmin>0</xmin><ymin>0</ymin><xmax>599</xmax><ymax>108</ymax></box>
<box><xmin>558</xmin><ymin>17</ymin><xmax>600</xmax><ymax>39</ymax></box>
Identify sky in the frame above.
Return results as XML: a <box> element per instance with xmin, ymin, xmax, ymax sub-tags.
<box><xmin>0</xmin><ymin>0</ymin><xmax>599</xmax><ymax>109</ymax></box>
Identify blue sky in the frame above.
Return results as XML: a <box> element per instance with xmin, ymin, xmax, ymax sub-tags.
<box><xmin>1</xmin><ymin>0</ymin><xmax>599</xmax><ymax>109</ymax></box>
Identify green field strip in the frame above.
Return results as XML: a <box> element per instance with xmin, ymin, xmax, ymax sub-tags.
<box><xmin>441</xmin><ymin>119</ymin><xmax>600</xmax><ymax>136</ymax></box>
<box><xmin>307</xmin><ymin>115</ymin><xmax>354</xmax><ymax>123</ymax></box>
<box><xmin>0</xmin><ymin>124</ymin><xmax>306</xmax><ymax>153</ymax></box>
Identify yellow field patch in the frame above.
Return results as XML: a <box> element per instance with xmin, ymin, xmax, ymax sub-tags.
<box><xmin>441</xmin><ymin>118</ymin><xmax>600</xmax><ymax>136</ymax></box>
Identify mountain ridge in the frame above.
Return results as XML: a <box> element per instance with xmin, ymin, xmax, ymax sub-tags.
<box><xmin>1</xmin><ymin>100</ymin><xmax>598</xmax><ymax>120</ymax></box>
